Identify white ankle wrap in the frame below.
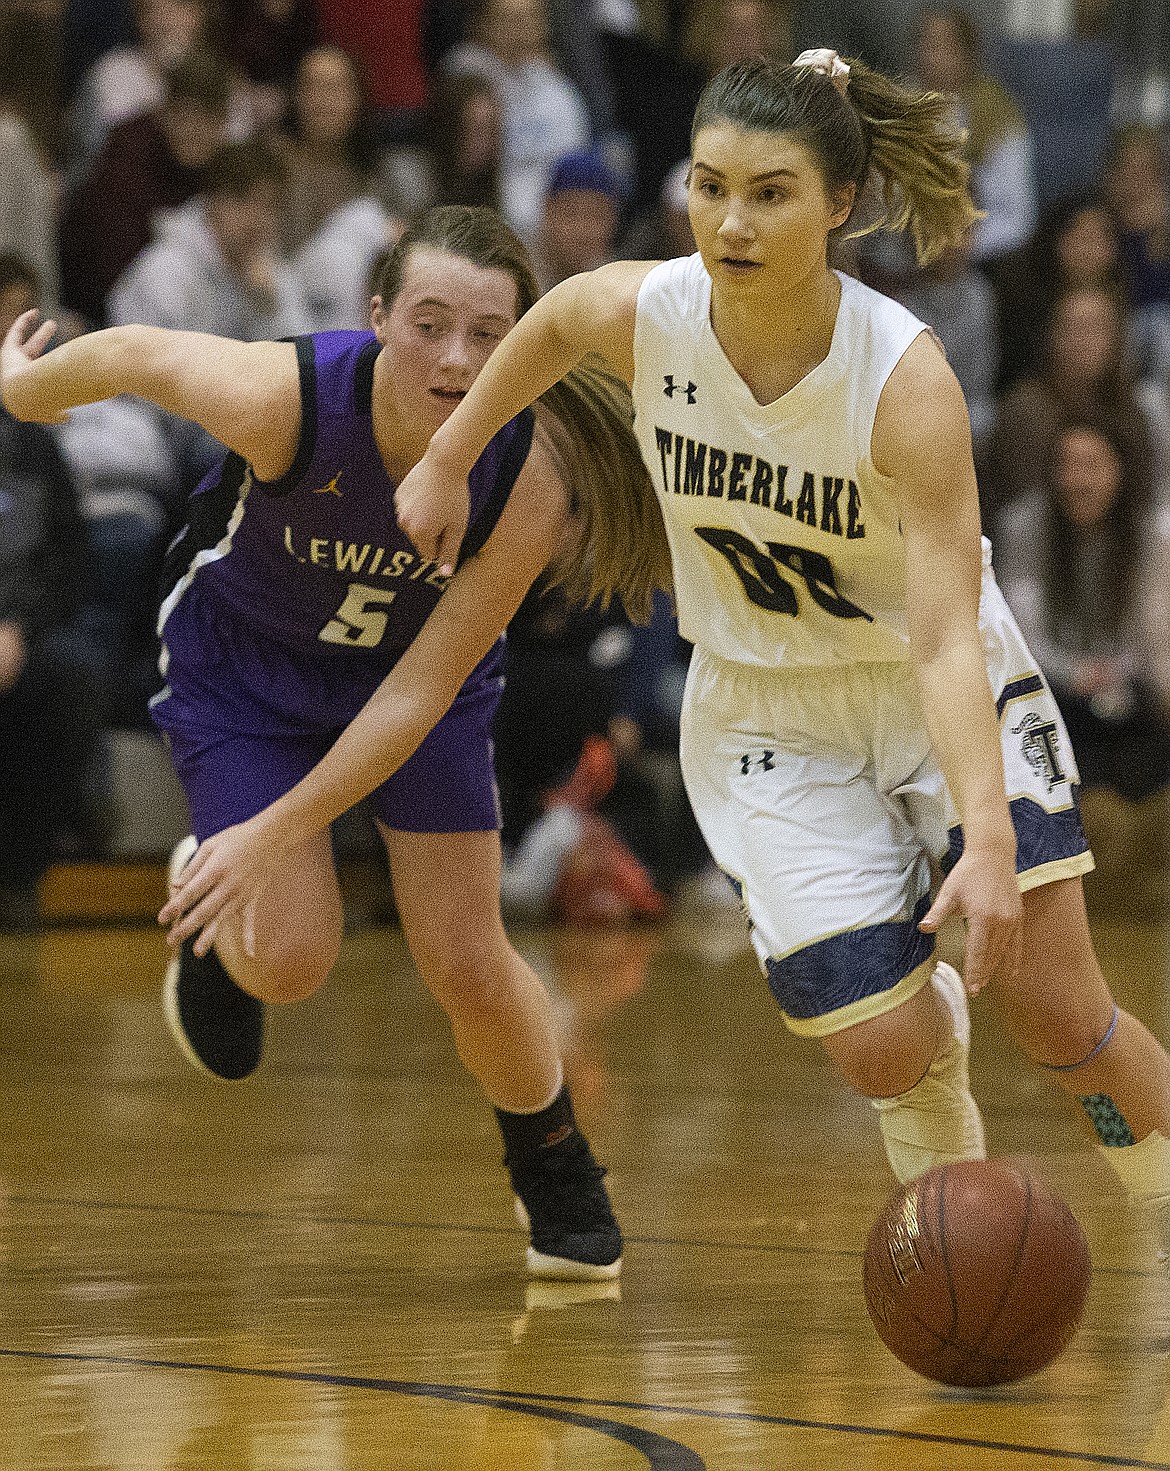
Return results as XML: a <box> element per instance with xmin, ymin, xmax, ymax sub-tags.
<box><xmin>1102</xmin><ymin>1129</ymin><xmax>1170</xmax><ymax>1205</ymax></box>
<box><xmin>871</xmin><ymin>964</ymin><xmax>986</xmax><ymax>1184</ymax></box>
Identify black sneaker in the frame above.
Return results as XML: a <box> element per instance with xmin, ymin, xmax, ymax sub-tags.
<box><xmin>162</xmin><ymin>838</ymin><xmax>264</xmax><ymax>1080</ymax></box>
<box><xmin>508</xmin><ymin>1136</ymin><xmax>624</xmax><ymax>1281</ymax></box>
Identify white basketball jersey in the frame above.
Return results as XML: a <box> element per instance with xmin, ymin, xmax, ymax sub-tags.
<box><xmin>632</xmin><ymin>253</ymin><xmax>929</xmax><ymax>668</ymax></box>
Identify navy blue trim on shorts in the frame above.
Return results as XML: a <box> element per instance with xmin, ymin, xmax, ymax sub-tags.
<box><xmin>942</xmin><ymin>787</ymin><xmax>1090</xmax><ymax>877</ymax></box>
<box><xmin>764</xmin><ymin>893</ymin><xmax>932</xmax><ymax>1021</ymax></box>
<box><xmin>996</xmin><ymin>674</ymin><xmax>1046</xmax><ymax>717</ymax></box>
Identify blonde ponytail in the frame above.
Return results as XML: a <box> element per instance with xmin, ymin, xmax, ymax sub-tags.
<box><xmin>538</xmin><ymin>359</ymin><xmax>672</xmax><ymax>624</ymax></box>
<box><xmin>840</xmin><ymin>61</ymin><xmax>982</xmax><ymax>265</ymax></box>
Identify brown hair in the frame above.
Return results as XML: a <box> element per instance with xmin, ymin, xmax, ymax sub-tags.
<box><xmin>692</xmin><ymin>56</ymin><xmax>981</xmax><ymax>265</ymax></box>
<box><xmin>203</xmin><ymin>138</ymin><xmax>286</xmax><ymax>198</ymax></box>
<box><xmin>372</xmin><ymin>205</ymin><xmax>671</xmax><ymax>620</ymax></box>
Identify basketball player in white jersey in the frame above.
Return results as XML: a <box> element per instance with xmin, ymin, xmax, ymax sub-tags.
<box><xmin>383</xmin><ymin>49</ymin><xmax>1170</xmax><ymax>1248</ymax></box>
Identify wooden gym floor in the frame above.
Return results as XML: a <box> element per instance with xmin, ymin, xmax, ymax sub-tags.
<box><xmin>1</xmin><ymin>859</ymin><xmax>1170</xmax><ymax>1469</ymax></box>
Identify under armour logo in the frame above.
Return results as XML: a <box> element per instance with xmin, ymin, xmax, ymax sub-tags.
<box><xmin>664</xmin><ymin>375</ymin><xmax>697</xmax><ymax>403</ymax></box>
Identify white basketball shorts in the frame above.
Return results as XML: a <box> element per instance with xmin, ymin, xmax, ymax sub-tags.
<box><xmin>679</xmin><ymin>573</ymin><xmax>1093</xmax><ymax>1037</ymax></box>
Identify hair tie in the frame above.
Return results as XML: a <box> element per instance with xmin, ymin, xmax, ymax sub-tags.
<box><xmin>793</xmin><ymin>47</ymin><xmax>851</xmax><ymax>97</ymax></box>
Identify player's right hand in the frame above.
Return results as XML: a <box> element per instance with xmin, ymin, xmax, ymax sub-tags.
<box><xmin>919</xmin><ymin>846</ymin><xmax>1022</xmax><ymax>995</ymax></box>
<box><xmin>0</xmin><ymin>309</ymin><xmax>64</xmax><ymax>422</ymax></box>
<box><xmin>159</xmin><ymin>820</ymin><xmax>276</xmax><ymax>961</ymax></box>
<box><xmin>394</xmin><ymin>449</ymin><xmax>471</xmax><ymax>578</ymax></box>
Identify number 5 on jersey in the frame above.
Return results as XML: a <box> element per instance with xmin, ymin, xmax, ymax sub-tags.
<box><xmin>319</xmin><ymin>583</ymin><xmax>398</xmax><ymax>647</ymax></box>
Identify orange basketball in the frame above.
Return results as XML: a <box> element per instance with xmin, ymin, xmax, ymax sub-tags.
<box><xmin>863</xmin><ymin>1159</ymin><xmax>1091</xmax><ymax>1387</ymax></box>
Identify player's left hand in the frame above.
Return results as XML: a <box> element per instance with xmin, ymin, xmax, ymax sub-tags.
<box><xmin>158</xmin><ymin>820</ymin><xmax>276</xmax><ymax>960</ymax></box>
<box><xmin>918</xmin><ymin>846</ymin><xmax>1022</xmax><ymax>995</ymax></box>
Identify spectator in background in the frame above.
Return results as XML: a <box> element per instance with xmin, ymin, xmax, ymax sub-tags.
<box><xmin>384</xmin><ymin>72</ymin><xmax>503</xmax><ymax>219</ymax></box>
<box><xmin>681</xmin><ymin>0</ymin><xmax>790</xmax><ymax>76</ymax></box>
<box><xmin>59</xmin><ymin>47</ymin><xmax>231</xmax><ymax>325</ymax></box>
<box><xmin>600</xmin><ymin>5</ymin><xmax>702</xmax><ymax>215</ymax></box>
<box><xmin>618</xmin><ymin>157</ymin><xmax>695</xmax><ymax>260</ymax></box>
<box><xmin>68</xmin><ymin>0</ymin><xmax>254</xmax><ymax>183</ymax></box>
<box><xmin>898</xmin><ymin>230</ymin><xmax>999</xmax><ymax>448</ymax></box>
<box><xmin>1104</xmin><ymin>124</ymin><xmax>1170</xmax><ymax>382</ymax></box>
<box><xmin>0</xmin><ymin>321</ymin><xmax>105</xmax><ymax>930</ymax></box>
<box><xmin>493</xmin><ymin>577</ymin><xmax>667</xmax><ymax>925</ymax></box>
<box><xmin>993</xmin><ymin>194</ymin><xmax>1124</xmax><ymax>393</ymax></box>
<box><xmin>425</xmin><ymin>0</ymin><xmax>619</xmax><ymax>143</ymax></box>
<box><xmin>994</xmin><ymin>419</ymin><xmax>1170</xmax><ymax>805</ymax></box>
<box><xmin>0</xmin><ymin>254</ymin><xmax>178</xmax><ymax>727</ymax></box>
<box><xmin>0</xmin><ymin>1</ymin><xmax>65</xmax><ymax>168</ymax></box>
<box><xmin>981</xmin><ymin>283</ymin><xmax>1154</xmax><ymax>522</ymax></box>
<box><xmin>442</xmin><ymin>0</ymin><xmax>591</xmax><ymax>244</ymax></box>
<box><xmin>913</xmin><ymin>4</ymin><xmax>1037</xmax><ymax>271</ymax></box>
<box><xmin>109</xmin><ymin>139</ymin><xmax>312</xmax><ymax>488</ymax></box>
<box><xmin>276</xmin><ymin>45</ymin><xmax>399</xmax><ymax>330</ymax></box>
<box><xmin>532</xmin><ymin>149</ymin><xmax>622</xmax><ymax>291</ymax></box>
<box><xmin>225</xmin><ymin>0</ymin><xmax>318</xmax><ymax>130</ymax></box>
<box><xmin>0</xmin><ymin>16</ymin><xmax>60</xmax><ymax>310</ymax></box>
<box><xmin>278</xmin><ymin>45</ymin><xmax>383</xmax><ymax>255</ymax></box>
<box><xmin>109</xmin><ymin>138</ymin><xmax>311</xmax><ymax>341</ymax></box>
<box><xmin>316</xmin><ymin>0</ymin><xmax>429</xmax><ymax>124</ymax></box>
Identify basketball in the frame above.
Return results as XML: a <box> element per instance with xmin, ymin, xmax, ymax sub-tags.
<box><xmin>862</xmin><ymin>1159</ymin><xmax>1091</xmax><ymax>1387</ymax></box>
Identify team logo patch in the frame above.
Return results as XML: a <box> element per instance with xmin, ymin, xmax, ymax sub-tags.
<box><xmin>663</xmin><ymin>374</ymin><xmax>697</xmax><ymax>403</ymax></box>
<box><xmin>1012</xmin><ymin>711</ymin><xmax>1067</xmax><ymax>791</ymax></box>
<box><xmin>312</xmin><ymin>472</ymin><xmax>343</xmax><ymax>498</ymax></box>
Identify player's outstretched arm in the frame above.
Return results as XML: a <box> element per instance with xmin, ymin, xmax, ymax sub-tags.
<box><xmin>877</xmin><ymin>334</ymin><xmax>1022</xmax><ymax>995</ymax></box>
<box><xmin>395</xmin><ymin>259</ymin><xmax>653</xmax><ymax>574</ymax></box>
<box><xmin>0</xmin><ymin>310</ymin><xmax>299</xmax><ymax>477</ymax></box>
<box><xmin>159</xmin><ymin>430</ymin><xmax>572</xmax><ymax>957</ymax></box>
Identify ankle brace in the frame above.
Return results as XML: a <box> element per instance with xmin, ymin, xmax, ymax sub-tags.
<box><xmin>871</xmin><ymin>1033</ymin><xmax>987</xmax><ymax>1184</ymax></box>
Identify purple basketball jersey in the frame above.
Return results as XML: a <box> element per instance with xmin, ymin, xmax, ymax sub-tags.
<box><xmin>156</xmin><ymin>330</ymin><xmax>533</xmax><ymax>730</ymax></box>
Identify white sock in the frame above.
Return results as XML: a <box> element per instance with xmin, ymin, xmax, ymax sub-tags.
<box><xmin>1101</xmin><ymin>1130</ymin><xmax>1170</xmax><ymax>1258</ymax></box>
<box><xmin>871</xmin><ymin>964</ymin><xmax>987</xmax><ymax>1184</ymax></box>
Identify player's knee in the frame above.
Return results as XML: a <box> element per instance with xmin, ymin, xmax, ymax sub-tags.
<box><xmin>1009</xmin><ymin>1002</ymin><xmax>1115</xmax><ymax>1072</ymax></box>
<box><xmin>234</xmin><ymin>933</ymin><xmax>340</xmax><ymax>1004</ymax></box>
<box><xmin>419</xmin><ymin>940</ymin><xmax>518</xmax><ymax>1018</ymax></box>
<box><xmin>828</xmin><ymin>1031</ymin><xmax>927</xmax><ymax>1099</ymax></box>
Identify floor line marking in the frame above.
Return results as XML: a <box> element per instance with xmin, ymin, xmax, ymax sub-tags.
<box><xmin>0</xmin><ymin>1347</ymin><xmax>1163</xmax><ymax>1468</ymax></box>
<box><xmin>6</xmin><ymin>1192</ymin><xmax>1158</xmax><ymax>1277</ymax></box>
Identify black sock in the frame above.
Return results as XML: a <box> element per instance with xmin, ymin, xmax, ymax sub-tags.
<box><xmin>495</xmin><ymin>1084</ymin><xmax>579</xmax><ymax>1165</ymax></box>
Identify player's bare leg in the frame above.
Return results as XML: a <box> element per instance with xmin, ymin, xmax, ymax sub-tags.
<box><xmin>164</xmin><ymin>829</ymin><xmax>343</xmax><ymax>1079</ymax></box>
<box><xmin>384</xmin><ymin>826</ymin><xmax>621</xmax><ymax>1279</ymax></box>
<box><xmin>990</xmin><ymin>875</ymin><xmax>1170</xmax><ymax>1250</ymax></box>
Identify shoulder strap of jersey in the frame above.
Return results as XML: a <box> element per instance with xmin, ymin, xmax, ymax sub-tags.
<box><xmin>251</xmin><ymin>334</ymin><xmax>319</xmax><ymax>498</ymax></box>
<box><xmin>457</xmin><ymin>407</ymin><xmax>536</xmax><ymax>567</ymax></box>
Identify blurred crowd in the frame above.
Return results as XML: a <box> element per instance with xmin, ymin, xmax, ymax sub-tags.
<box><xmin>1</xmin><ymin>0</ymin><xmax>1169</xmax><ymax>929</ymax></box>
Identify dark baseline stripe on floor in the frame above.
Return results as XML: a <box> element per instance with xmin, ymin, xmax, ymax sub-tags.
<box><xmin>0</xmin><ymin>1348</ymin><xmax>1165</xmax><ymax>1469</ymax></box>
<box><xmin>6</xmin><ymin>1191</ymin><xmax>1162</xmax><ymax>1279</ymax></box>
<box><xmin>0</xmin><ymin>1348</ymin><xmax>703</xmax><ymax>1470</ymax></box>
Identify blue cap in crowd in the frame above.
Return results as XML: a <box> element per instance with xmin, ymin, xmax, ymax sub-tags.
<box><xmin>547</xmin><ymin>148</ymin><xmax>623</xmax><ymax>202</ymax></box>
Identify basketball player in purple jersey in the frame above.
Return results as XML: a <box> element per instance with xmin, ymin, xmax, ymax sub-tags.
<box><xmin>0</xmin><ymin>206</ymin><xmax>669</xmax><ymax>1281</ymax></box>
